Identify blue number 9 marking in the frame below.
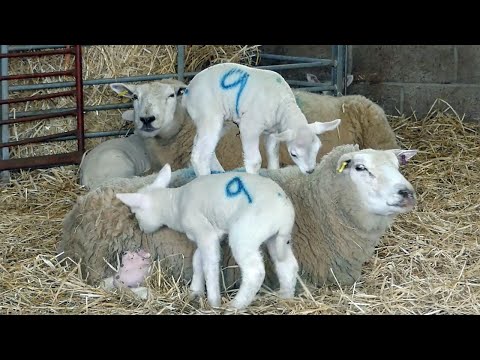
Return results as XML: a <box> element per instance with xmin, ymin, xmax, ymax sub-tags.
<box><xmin>220</xmin><ymin>69</ymin><xmax>250</xmax><ymax>117</ymax></box>
<box><xmin>225</xmin><ymin>176</ymin><xmax>253</xmax><ymax>204</ymax></box>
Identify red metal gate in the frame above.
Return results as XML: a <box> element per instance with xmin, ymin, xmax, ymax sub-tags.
<box><xmin>0</xmin><ymin>45</ymin><xmax>84</xmax><ymax>173</ymax></box>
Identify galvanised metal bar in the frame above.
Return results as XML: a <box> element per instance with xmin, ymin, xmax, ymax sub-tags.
<box><xmin>74</xmin><ymin>45</ymin><xmax>85</xmax><ymax>153</ymax></box>
<box><xmin>259</xmin><ymin>53</ymin><xmax>331</xmax><ymax>63</ymax></box>
<box><xmin>0</xmin><ymin>110</ymin><xmax>76</xmax><ymax>125</ymax></box>
<box><xmin>8</xmin><ymin>103</ymin><xmax>132</xmax><ymax>118</ymax></box>
<box><xmin>0</xmin><ymin>69</ymin><xmax>75</xmax><ymax>81</ymax></box>
<box><xmin>1</xmin><ymin>45</ymin><xmax>10</xmax><ymax>181</ymax></box>
<box><xmin>0</xmin><ymin>48</ymin><xmax>75</xmax><ymax>59</ymax></box>
<box><xmin>9</xmin><ymin>60</ymin><xmax>335</xmax><ymax>92</ymax></box>
<box><xmin>335</xmin><ymin>45</ymin><xmax>345</xmax><ymax>96</ymax></box>
<box><xmin>56</xmin><ymin>130</ymin><xmax>131</xmax><ymax>142</ymax></box>
<box><xmin>0</xmin><ymin>130</ymin><xmax>77</xmax><ymax>148</ymax></box>
<box><xmin>177</xmin><ymin>45</ymin><xmax>185</xmax><ymax>82</ymax></box>
<box><xmin>8</xmin><ymin>45</ymin><xmax>67</xmax><ymax>51</ymax></box>
<box><xmin>331</xmin><ymin>45</ymin><xmax>338</xmax><ymax>94</ymax></box>
<box><xmin>0</xmin><ymin>89</ymin><xmax>76</xmax><ymax>105</ymax></box>
<box><xmin>0</xmin><ymin>151</ymin><xmax>83</xmax><ymax>171</ymax></box>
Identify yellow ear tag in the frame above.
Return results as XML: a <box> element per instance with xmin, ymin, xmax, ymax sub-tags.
<box><xmin>117</xmin><ymin>90</ymin><xmax>129</xmax><ymax>97</ymax></box>
<box><xmin>337</xmin><ymin>161</ymin><xmax>348</xmax><ymax>173</ymax></box>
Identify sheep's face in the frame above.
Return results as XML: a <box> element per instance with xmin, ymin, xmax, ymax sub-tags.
<box><xmin>337</xmin><ymin>149</ymin><xmax>418</xmax><ymax>216</ymax></box>
<box><xmin>110</xmin><ymin>81</ymin><xmax>186</xmax><ymax>138</ymax></box>
<box><xmin>115</xmin><ymin>164</ymin><xmax>173</xmax><ymax>234</ymax></box>
<box><xmin>275</xmin><ymin>119</ymin><xmax>341</xmax><ymax>174</ymax></box>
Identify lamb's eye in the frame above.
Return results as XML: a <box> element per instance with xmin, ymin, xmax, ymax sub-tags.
<box><xmin>132</xmin><ymin>94</ymin><xmax>138</xmax><ymax>100</ymax></box>
<box><xmin>355</xmin><ymin>164</ymin><xmax>366</xmax><ymax>171</ymax></box>
<box><xmin>168</xmin><ymin>93</ymin><xmax>175</xmax><ymax>98</ymax></box>
<box><xmin>290</xmin><ymin>152</ymin><xmax>298</xmax><ymax>158</ymax></box>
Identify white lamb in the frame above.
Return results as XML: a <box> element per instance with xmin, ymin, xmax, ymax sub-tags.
<box><xmin>115</xmin><ymin>164</ymin><xmax>298</xmax><ymax>310</ymax></box>
<box><xmin>182</xmin><ymin>62</ymin><xmax>342</xmax><ymax>176</ymax></box>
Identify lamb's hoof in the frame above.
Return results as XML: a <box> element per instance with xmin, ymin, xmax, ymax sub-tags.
<box><xmin>277</xmin><ymin>289</ymin><xmax>295</xmax><ymax>300</ymax></box>
<box><xmin>188</xmin><ymin>290</ymin><xmax>205</xmax><ymax>301</ymax></box>
<box><xmin>99</xmin><ymin>276</ymin><xmax>115</xmax><ymax>291</ymax></box>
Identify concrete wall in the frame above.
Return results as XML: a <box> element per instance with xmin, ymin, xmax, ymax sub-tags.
<box><xmin>261</xmin><ymin>45</ymin><xmax>480</xmax><ymax>121</ymax></box>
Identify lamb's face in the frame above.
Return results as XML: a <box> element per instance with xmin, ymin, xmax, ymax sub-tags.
<box><xmin>287</xmin><ymin>127</ymin><xmax>321</xmax><ymax>174</ymax></box>
<box><xmin>110</xmin><ymin>81</ymin><xmax>186</xmax><ymax>138</ymax></box>
<box><xmin>337</xmin><ymin>149</ymin><xmax>417</xmax><ymax>216</ymax></box>
<box><xmin>116</xmin><ymin>164</ymin><xmax>173</xmax><ymax>234</ymax></box>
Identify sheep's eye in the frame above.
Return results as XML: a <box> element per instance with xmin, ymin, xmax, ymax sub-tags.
<box><xmin>290</xmin><ymin>152</ymin><xmax>298</xmax><ymax>158</ymax></box>
<box><xmin>132</xmin><ymin>94</ymin><xmax>138</xmax><ymax>100</ymax></box>
<box><xmin>168</xmin><ymin>93</ymin><xmax>175</xmax><ymax>98</ymax></box>
<box><xmin>355</xmin><ymin>164</ymin><xmax>366</xmax><ymax>171</ymax></box>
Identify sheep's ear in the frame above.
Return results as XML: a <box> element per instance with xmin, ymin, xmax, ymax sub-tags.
<box><xmin>122</xmin><ymin>110</ymin><xmax>135</xmax><ymax>122</ymax></box>
<box><xmin>309</xmin><ymin>119</ymin><xmax>341</xmax><ymax>135</ymax></box>
<box><xmin>151</xmin><ymin>164</ymin><xmax>172</xmax><ymax>188</ymax></box>
<box><xmin>116</xmin><ymin>193</ymin><xmax>150</xmax><ymax>210</ymax></box>
<box><xmin>273</xmin><ymin>129</ymin><xmax>296</xmax><ymax>142</ymax></box>
<box><xmin>306</xmin><ymin>73</ymin><xmax>320</xmax><ymax>83</ymax></box>
<box><xmin>336</xmin><ymin>154</ymin><xmax>353</xmax><ymax>173</ymax></box>
<box><xmin>346</xmin><ymin>74</ymin><xmax>354</xmax><ymax>87</ymax></box>
<box><xmin>391</xmin><ymin>149</ymin><xmax>418</xmax><ymax>165</ymax></box>
<box><xmin>110</xmin><ymin>83</ymin><xmax>136</xmax><ymax>99</ymax></box>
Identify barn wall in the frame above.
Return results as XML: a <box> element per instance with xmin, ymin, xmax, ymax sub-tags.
<box><xmin>262</xmin><ymin>45</ymin><xmax>480</xmax><ymax>121</ymax></box>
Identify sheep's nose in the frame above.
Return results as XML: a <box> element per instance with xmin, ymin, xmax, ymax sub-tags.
<box><xmin>398</xmin><ymin>188</ymin><xmax>414</xmax><ymax>199</ymax></box>
<box><xmin>306</xmin><ymin>169</ymin><xmax>314</xmax><ymax>174</ymax></box>
<box><xmin>140</xmin><ymin>116</ymin><xmax>155</xmax><ymax>125</ymax></box>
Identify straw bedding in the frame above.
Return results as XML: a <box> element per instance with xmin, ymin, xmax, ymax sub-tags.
<box><xmin>1</xmin><ymin>46</ymin><xmax>479</xmax><ymax>314</ymax></box>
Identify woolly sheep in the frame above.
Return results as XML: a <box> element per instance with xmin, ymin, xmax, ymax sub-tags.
<box><xmin>79</xmin><ymin>78</ymin><xmax>398</xmax><ymax>188</ymax></box>
<box><xmin>115</xmin><ymin>164</ymin><xmax>298</xmax><ymax>309</ymax></box>
<box><xmin>79</xmin><ymin>79</ymin><xmax>194</xmax><ymax>189</ymax></box>
<box><xmin>59</xmin><ymin>144</ymin><xmax>417</xmax><ymax>296</ymax></box>
<box><xmin>182</xmin><ymin>62</ymin><xmax>342</xmax><ymax>175</ymax></box>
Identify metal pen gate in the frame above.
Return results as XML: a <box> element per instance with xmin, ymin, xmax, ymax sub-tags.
<box><xmin>0</xmin><ymin>45</ymin><xmax>348</xmax><ymax>181</ymax></box>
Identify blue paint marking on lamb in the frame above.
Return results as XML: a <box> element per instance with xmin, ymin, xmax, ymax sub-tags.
<box><xmin>219</xmin><ymin>68</ymin><xmax>250</xmax><ymax>117</ymax></box>
<box><xmin>225</xmin><ymin>176</ymin><xmax>253</xmax><ymax>204</ymax></box>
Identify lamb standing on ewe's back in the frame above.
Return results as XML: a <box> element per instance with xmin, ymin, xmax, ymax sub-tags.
<box><xmin>60</xmin><ymin>145</ymin><xmax>417</xmax><ymax>296</ymax></box>
<box><xmin>79</xmin><ymin>79</ymin><xmax>200</xmax><ymax>189</ymax></box>
<box><xmin>116</xmin><ymin>164</ymin><xmax>298</xmax><ymax>309</ymax></box>
<box><xmin>79</xmin><ymin>78</ymin><xmax>398</xmax><ymax>188</ymax></box>
<box><xmin>182</xmin><ymin>62</ymin><xmax>342</xmax><ymax>175</ymax></box>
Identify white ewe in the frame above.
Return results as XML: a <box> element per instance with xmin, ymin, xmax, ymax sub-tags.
<box><xmin>60</xmin><ymin>145</ymin><xmax>417</xmax><ymax>297</ymax></box>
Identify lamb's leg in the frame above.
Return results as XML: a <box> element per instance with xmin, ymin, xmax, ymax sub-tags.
<box><xmin>239</xmin><ymin>125</ymin><xmax>262</xmax><ymax>174</ymax></box>
<box><xmin>228</xmin><ymin>223</ymin><xmax>266</xmax><ymax>309</ymax></box>
<box><xmin>189</xmin><ymin>248</ymin><xmax>205</xmax><ymax>299</ymax></box>
<box><xmin>191</xmin><ymin>116</ymin><xmax>224</xmax><ymax>176</ymax></box>
<box><xmin>264</xmin><ymin>133</ymin><xmax>280</xmax><ymax>170</ymax></box>
<box><xmin>210</xmin><ymin>153</ymin><xmax>225</xmax><ymax>173</ymax></box>
<box><xmin>195</xmin><ymin>232</ymin><xmax>222</xmax><ymax>308</ymax></box>
<box><xmin>266</xmin><ymin>236</ymin><xmax>299</xmax><ymax>299</ymax></box>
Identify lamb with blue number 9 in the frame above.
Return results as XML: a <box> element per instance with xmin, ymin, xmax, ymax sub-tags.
<box><xmin>182</xmin><ymin>62</ymin><xmax>342</xmax><ymax>176</ymax></box>
<box><xmin>116</xmin><ymin>163</ymin><xmax>298</xmax><ymax>310</ymax></box>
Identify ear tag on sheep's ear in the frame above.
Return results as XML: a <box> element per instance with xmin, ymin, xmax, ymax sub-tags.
<box><xmin>400</xmin><ymin>154</ymin><xmax>407</xmax><ymax>166</ymax></box>
<box><xmin>337</xmin><ymin>161</ymin><xmax>348</xmax><ymax>173</ymax></box>
<box><xmin>117</xmin><ymin>90</ymin><xmax>129</xmax><ymax>97</ymax></box>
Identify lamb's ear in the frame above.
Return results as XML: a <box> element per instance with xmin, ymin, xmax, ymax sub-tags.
<box><xmin>110</xmin><ymin>83</ymin><xmax>136</xmax><ymax>99</ymax></box>
<box><xmin>151</xmin><ymin>164</ymin><xmax>172</xmax><ymax>188</ymax></box>
<box><xmin>309</xmin><ymin>119</ymin><xmax>341</xmax><ymax>135</ymax></box>
<box><xmin>336</xmin><ymin>153</ymin><xmax>353</xmax><ymax>173</ymax></box>
<box><xmin>390</xmin><ymin>149</ymin><xmax>418</xmax><ymax>165</ymax></box>
<box><xmin>306</xmin><ymin>73</ymin><xmax>320</xmax><ymax>83</ymax></box>
<box><xmin>122</xmin><ymin>110</ymin><xmax>135</xmax><ymax>122</ymax></box>
<box><xmin>116</xmin><ymin>193</ymin><xmax>150</xmax><ymax>210</ymax></box>
<box><xmin>273</xmin><ymin>129</ymin><xmax>296</xmax><ymax>142</ymax></box>
<box><xmin>176</xmin><ymin>85</ymin><xmax>187</xmax><ymax>96</ymax></box>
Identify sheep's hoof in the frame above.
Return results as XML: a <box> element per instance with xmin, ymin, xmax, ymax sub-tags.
<box><xmin>277</xmin><ymin>289</ymin><xmax>295</xmax><ymax>299</ymax></box>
